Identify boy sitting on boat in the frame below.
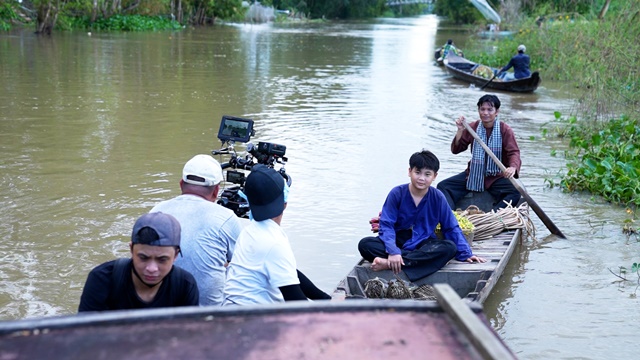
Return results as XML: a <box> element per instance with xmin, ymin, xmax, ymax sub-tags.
<box><xmin>358</xmin><ymin>150</ymin><xmax>486</xmax><ymax>282</ymax></box>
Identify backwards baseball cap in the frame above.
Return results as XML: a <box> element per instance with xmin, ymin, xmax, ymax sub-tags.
<box><xmin>517</xmin><ymin>44</ymin><xmax>526</xmax><ymax>52</ymax></box>
<box><xmin>182</xmin><ymin>154</ymin><xmax>223</xmax><ymax>186</ymax></box>
<box><xmin>131</xmin><ymin>212</ymin><xmax>181</xmax><ymax>248</ymax></box>
<box><xmin>244</xmin><ymin>164</ymin><xmax>285</xmax><ymax>221</ymax></box>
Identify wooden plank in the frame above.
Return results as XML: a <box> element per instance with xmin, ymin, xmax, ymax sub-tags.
<box><xmin>434</xmin><ymin>284</ymin><xmax>517</xmax><ymax>360</ymax></box>
<box><xmin>475</xmin><ymin>229</ymin><xmax>521</xmax><ymax>304</ymax></box>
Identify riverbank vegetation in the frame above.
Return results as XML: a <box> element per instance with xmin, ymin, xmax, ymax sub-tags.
<box><xmin>0</xmin><ymin>0</ymin><xmax>426</xmax><ymax>33</ymax></box>
<box><xmin>460</xmin><ymin>1</ymin><xmax>640</xmax><ymax>214</ymax></box>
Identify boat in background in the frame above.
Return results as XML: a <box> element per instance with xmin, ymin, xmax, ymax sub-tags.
<box><xmin>444</xmin><ymin>53</ymin><xmax>541</xmax><ymax>93</ymax></box>
<box><xmin>477</xmin><ymin>30</ymin><xmax>515</xmax><ymax>39</ymax></box>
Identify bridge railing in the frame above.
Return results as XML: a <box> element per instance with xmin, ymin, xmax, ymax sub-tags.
<box><xmin>386</xmin><ymin>0</ymin><xmax>432</xmax><ymax>6</ymax></box>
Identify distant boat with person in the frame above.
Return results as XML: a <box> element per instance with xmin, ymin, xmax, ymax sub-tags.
<box><xmin>444</xmin><ymin>53</ymin><xmax>541</xmax><ymax>93</ymax></box>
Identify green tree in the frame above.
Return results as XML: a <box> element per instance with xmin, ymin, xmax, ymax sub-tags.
<box><xmin>35</xmin><ymin>0</ymin><xmax>62</xmax><ymax>34</ymax></box>
<box><xmin>433</xmin><ymin>0</ymin><xmax>482</xmax><ymax>24</ymax></box>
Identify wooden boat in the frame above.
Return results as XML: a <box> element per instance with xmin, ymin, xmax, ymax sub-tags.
<box><xmin>333</xmin><ymin>191</ymin><xmax>524</xmax><ymax>304</ymax></box>
<box><xmin>334</xmin><ymin>229</ymin><xmax>521</xmax><ymax>303</ymax></box>
<box><xmin>476</xmin><ymin>30</ymin><xmax>515</xmax><ymax>39</ymax></box>
<box><xmin>0</xmin><ymin>284</ymin><xmax>515</xmax><ymax>359</ymax></box>
<box><xmin>444</xmin><ymin>53</ymin><xmax>541</xmax><ymax>93</ymax></box>
<box><xmin>434</xmin><ymin>46</ymin><xmax>464</xmax><ymax>66</ymax></box>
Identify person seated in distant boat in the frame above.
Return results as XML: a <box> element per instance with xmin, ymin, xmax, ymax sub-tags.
<box><xmin>358</xmin><ymin>150</ymin><xmax>486</xmax><ymax>283</ymax></box>
<box><xmin>436</xmin><ymin>94</ymin><xmax>521</xmax><ymax>212</ymax></box>
<box><xmin>497</xmin><ymin>44</ymin><xmax>531</xmax><ymax>81</ymax></box>
<box><xmin>438</xmin><ymin>39</ymin><xmax>460</xmax><ymax>62</ymax></box>
<box><xmin>78</xmin><ymin>212</ymin><xmax>199</xmax><ymax>312</ymax></box>
<box><xmin>223</xmin><ymin>165</ymin><xmax>331</xmax><ymax>305</ymax></box>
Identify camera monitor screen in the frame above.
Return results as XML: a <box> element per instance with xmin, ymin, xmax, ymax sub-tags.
<box><xmin>217</xmin><ymin>116</ymin><xmax>254</xmax><ymax>143</ymax></box>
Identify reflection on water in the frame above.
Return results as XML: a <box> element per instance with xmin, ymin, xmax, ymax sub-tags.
<box><xmin>1</xmin><ymin>16</ymin><xmax>639</xmax><ymax>359</ymax></box>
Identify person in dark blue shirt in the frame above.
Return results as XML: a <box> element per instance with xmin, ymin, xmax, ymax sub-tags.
<box><xmin>358</xmin><ymin>150</ymin><xmax>486</xmax><ymax>282</ymax></box>
<box><xmin>498</xmin><ymin>44</ymin><xmax>531</xmax><ymax>81</ymax></box>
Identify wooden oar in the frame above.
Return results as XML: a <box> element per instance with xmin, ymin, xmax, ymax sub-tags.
<box><xmin>461</xmin><ymin>121</ymin><xmax>566</xmax><ymax>238</ymax></box>
<box><xmin>479</xmin><ymin>73</ymin><xmax>497</xmax><ymax>90</ymax></box>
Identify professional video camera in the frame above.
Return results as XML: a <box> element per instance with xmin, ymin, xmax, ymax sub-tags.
<box><xmin>211</xmin><ymin>115</ymin><xmax>291</xmax><ymax>218</ymax></box>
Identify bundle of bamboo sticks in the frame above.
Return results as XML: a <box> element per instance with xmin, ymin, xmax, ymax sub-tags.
<box><xmin>458</xmin><ymin>202</ymin><xmax>535</xmax><ymax>241</ymax></box>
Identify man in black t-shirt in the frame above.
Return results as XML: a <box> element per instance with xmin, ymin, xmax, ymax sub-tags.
<box><xmin>78</xmin><ymin>212</ymin><xmax>199</xmax><ymax>312</ymax></box>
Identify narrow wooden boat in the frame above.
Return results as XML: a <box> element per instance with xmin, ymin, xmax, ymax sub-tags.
<box><xmin>444</xmin><ymin>53</ymin><xmax>541</xmax><ymax>93</ymax></box>
<box><xmin>333</xmin><ymin>229</ymin><xmax>521</xmax><ymax>303</ymax></box>
<box><xmin>333</xmin><ymin>191</ymin><xmax>525</xmax><ymax>304</ymax></box>
<box><xmin>476</xmin><ymin>30</ymin><xmax>515</xmax><ymax>39</ymax></box>
<box><xmin>0</xmin><ymin>284</ymin><xmax>515</xmax><ymax>359</ymax></box>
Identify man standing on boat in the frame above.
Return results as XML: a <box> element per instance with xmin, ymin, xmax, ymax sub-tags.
<box><xmin>497</xmin><ymin>44</ymin><xmax>531</xmax><ymax>81</ymax></box>
<box><xmin>223</xmin><ymin>165</ymin><xmax>330</xmax><ymax>305</ymax></box>
<box><xmin>437</xmin><ymin>94</ymin><xmax>521</xmax><ymax>211</ymax></box>
<box><xmin>78</xmin><ymin>212</ymin><xmax>199</xmax><ymax>311</ymax></box>
<box><xmin>358</xmin><ymin>150</ymin><xmax>486</xmax><ymax>282</ymax></box>
<box><xmin>151</xmin><ymin>154</ymin><xmax>243</xmax><ymax>306</ymax></box>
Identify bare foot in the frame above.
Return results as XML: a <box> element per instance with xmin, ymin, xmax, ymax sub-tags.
<box><xmin>370</xmin><ymin>257</ymin><xmax>390</xmax><ymax>271</ymax></box>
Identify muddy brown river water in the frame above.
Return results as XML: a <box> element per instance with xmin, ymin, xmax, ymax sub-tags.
<box><xmin>1</xmin><ymin>15</ymin><xmax>638</xmax><ymax>359</ymax></box>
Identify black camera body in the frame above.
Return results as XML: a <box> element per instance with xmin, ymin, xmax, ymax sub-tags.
<box><xmin>213</xmin><ymin>115</ymin><xmax>291</xmax><ymax>219</ymax></box>
<box><xmin>257</xmin><ymin>141</ymin><xmax>286</xmax><ymax>157</ymax></box>
<box><xmin>217</xmin><ymin>188</ymin><xmax>250</xmax><ymax>217</ymax></box>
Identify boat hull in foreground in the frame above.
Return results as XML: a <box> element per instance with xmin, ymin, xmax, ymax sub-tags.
<box><xmin>0</xmin><ymin>284</ymin><xmax>515</xmax><ymax>359</ymax></box>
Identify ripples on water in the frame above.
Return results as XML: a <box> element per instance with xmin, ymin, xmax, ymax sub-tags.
<box><xmin>1</xmin><ymin>16</ymin><xmax>639</xmax><ymax>359</ymax></box>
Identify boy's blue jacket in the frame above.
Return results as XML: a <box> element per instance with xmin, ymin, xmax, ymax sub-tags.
<box><xmin>378</xmin><ymin>184</ymin><xmax>473</xmax><ymax>261</ymax></box>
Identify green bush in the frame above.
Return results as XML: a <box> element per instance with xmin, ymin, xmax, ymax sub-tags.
<box><xmin>433</xmin><ymin>0</ymin><xmax>482</xmax><ymax>24</ymax></box>
<box><xmin>89</xmin><ymin>15</ymin><xmax>182</xmax><ymax>31</ymax></box>
<box><xmin>0</xmin><ymin>1</ymin><xmax>20</xmax><ymax>31</ymax></box>
<box><xmin>548</xmin><ymin>113</ymin><xmax>640</xmax><ymax>207</ymax></box>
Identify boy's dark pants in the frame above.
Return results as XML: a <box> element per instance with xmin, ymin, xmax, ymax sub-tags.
<box><xmin>358</xmin><ymin>235</ymin><xmax>457</xmax><ymax>282</ymax></box>
<box><xmin>436</xmin><ymin>171</ymin><xmax>521</xmax><ymax>211</ymax></box>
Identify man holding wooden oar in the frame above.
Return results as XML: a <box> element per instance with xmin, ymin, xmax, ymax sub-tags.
<box><xmin>437</xmin><ymin>94</ymin><xmax>522</xmax><ymax>212</ymax></box>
